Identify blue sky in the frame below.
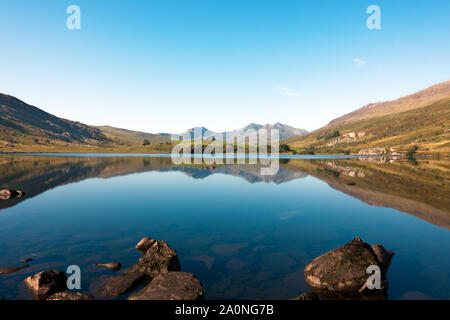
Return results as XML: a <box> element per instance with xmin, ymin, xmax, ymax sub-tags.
<box><xmin>0</xmin><ymin>0</ymin><xmax>449</xmax><ymax>133</ymax></box>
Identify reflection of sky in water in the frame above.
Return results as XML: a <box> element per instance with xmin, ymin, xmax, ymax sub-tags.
<box><xmin>0</xmin><ymin>165</ymin><xmax>449</xmax><ymax>300</ymax></box>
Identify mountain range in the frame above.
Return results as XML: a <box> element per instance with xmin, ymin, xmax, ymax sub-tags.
<box><xmin>179</xmin><ymin>123</ymin><xmax>308</xmax><ymax>141</ymax></box>
<box><xmin>0</xmin><ymin>93</ymin><xmax>306</xmax><ymax>152</ymax></box>
<box><xmin>1</xmin><ymin>79</ymin><xmax>449</xmax><ymax>154</ymax></box>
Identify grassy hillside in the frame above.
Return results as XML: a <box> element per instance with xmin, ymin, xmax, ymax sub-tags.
<box><xmin>0</xmin><ymin>93</ymin><xmax>108</xmax><ymax>146</ymax></box>
<box><xmin>0</xmin><ymin>93</ymin><xmax>172</xmax><ymax>153</ymax></box>
<box><xmin>284</xmin><ymin>98</ymin><xmax>450</xmax><ymax>155</ymax></box>
<box><xmin>94</xmin><ymin>126</ymin><xmax>170</xmax><ymax>144</ymax></box>
<box><xmin>328</xmin><ymin>80</ymin><xmax>450</xmax><ymax>126</ymax></box>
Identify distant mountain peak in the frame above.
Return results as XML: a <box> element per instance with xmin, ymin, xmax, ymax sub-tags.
<box><xmin>180</xmin><ymin>123</ymin><xmax>308</xmax><ymax>140</ymax></box>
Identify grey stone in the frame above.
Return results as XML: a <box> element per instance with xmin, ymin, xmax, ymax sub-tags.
<box><xmin>136</xmin><ymin>237</ymin><xmax>156</xmax><ymax>254</ymax></box>
<box><xmin>24</xmin><ymin>270</ymin><xmax>67</xmax><ymax>300</ymax></box>
<box><xmin>128</xmin><ymin>272</ymin><xmax>204</xmax><ymax>300</ymax></box>
<box><xmin>98</xmin><ymin>273</ymin><xmax>146</xmax><ymax>298</ymax></box>
<box><xmin>304</xmin><ymin>238</ymin><xmax>393</xmax><ymax>297</ymax></box>
<box><xmin>124</xmin><ymin>240</ymin><xmax>180</xmax><ymax>277</ymax></box>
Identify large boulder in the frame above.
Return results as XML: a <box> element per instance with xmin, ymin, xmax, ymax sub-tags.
<box><xmin>47</xmin><ymin>292</ymin><xmax>94</xmax><ymax>300</ymax></box>
<box><xmin>127</xmin><ymin>272</ymin><xmax>204</xmax><ymax>300</ymax></box>
<box><xmin>0</xmin><ymin>189</ymin><xmax>25</xmax><ymax>200</ymax></box>
<box><xmin>124</xmin><ymin>239</ymin><xmax>180</xmax><ymax>276</ymax></box>
<box><xmin>24</xmin><ymin>270</ymin><xmax>67</xmax><ymax>300</ymax></box>
<box><xmin>304</xmin><ymin>238</ymin><xmax>393</xmax><ymax>298</ymax></box>
<box><xmin>97</xmin><ymin>273</ymin><xmax>146</xmax><ymax>298</ymax></box>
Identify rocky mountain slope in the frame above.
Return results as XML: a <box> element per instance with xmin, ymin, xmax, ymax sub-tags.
<box><xmin>0</xmin><ymin>92</ymin><xmax>307</xmax><ymax>153</ymax></box>
<box><xmin>284</xmin><ymin>81</ymin><xmax>450</xmax><ymax>155</ymax></box>
<box><xmin>180</xmin><ymin>123</ymin><xmax>308</xmax><ymax>140</ymax></box>
<box><xmin>0</xmin><ymin>93</ymin><xmax>108</xmax><ymax>147</ymax></box>
<box><xmin>328</xmin><ymin>80</ymin><xmax>450</xmax><ymax>126</ymax></box>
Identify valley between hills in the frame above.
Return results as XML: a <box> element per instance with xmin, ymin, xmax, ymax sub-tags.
<box><xmin>1</xmin><ymin>80</ymin><xmax>449</xmax><ymax>156</ymax></box>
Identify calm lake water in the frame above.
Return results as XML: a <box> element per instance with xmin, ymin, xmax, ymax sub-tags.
<box><xmin>0</xmin><ymin>154</ymin><xmax>449</xmax><ymax>300</ymax></box>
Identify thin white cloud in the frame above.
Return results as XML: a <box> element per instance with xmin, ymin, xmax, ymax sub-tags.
<box><xmin>279</xmin><ymin>87</ymin><xmax>298</xmax><ymax>97</ymax></box>
<box><xmin>353</xmin><ymin>57</ymin><xmax>367</xmax><ymax>66</ymax></box>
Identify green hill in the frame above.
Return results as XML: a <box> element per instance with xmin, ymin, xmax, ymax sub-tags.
<box><xmin>93</xmin><ymin>126</ymin><xmax>170</xmax><ymax>144</ymax></box>
<box><xmin>0</xmin><ymin>93</ymin><xmax>108</xmax><ymax>146</ymax></box>
<box><xmin>284</xmin><ymin>82</ymin><xmax>450</xmax><ymax>156</ymax></box>
<box><xmin>328</xmin><ymin>80</ymin><xmax>450</xmax><ymax>126</ymax></box>
<box><xmin>0</xmin><ymin>93</ymin><xmax>171</xmax><ymax>153</ymax></box>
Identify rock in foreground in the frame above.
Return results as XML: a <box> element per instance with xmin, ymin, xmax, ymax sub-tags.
<box><xmin>98</xmin><ymin>273</ymin><xmax>145</xmax><ymax>298</ymax></box>
<box><xmin>128</xmin><ymin>272</ymin><xmax>204</xmax><ymax>300</ymax></box>
<box><xmin>0</xmin><ymin>189</ymin><xmax>25</xmax><ymax>200</ymax></box>
<box><xmin>304</xmin><ymin>238</ymin><xmax>393</xmax><ymax>298</ymax></box>
<box><xmin>124</xmin><ymin>239</ymin><xmax>180</xmax><ymax>276</ymax></box>
<box><xmin>371</xmin><ymin>244</ymin><xmax>394</xmax><ymax>274</ymax></box>
<box><xmin>24</xmin><ymin>270</ymin><xmax>67</xmax><ymax>300</ymax></box>
<box><xmin>135</xmin><ymin>237</ymin><xmax>156</xmax><ymax>254</ymax></box>
<box><xmin>47</xmin><ymin>292</ymin><xmax>94</xmax><ymax>300</ymax></box>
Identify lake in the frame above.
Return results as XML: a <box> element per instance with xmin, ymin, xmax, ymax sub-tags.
<box><xmin>0</xmin><ymin>154</ymin><xmax>449</xmax><ymax>300</ymax></box>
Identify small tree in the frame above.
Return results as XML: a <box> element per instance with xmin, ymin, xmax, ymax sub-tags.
<box><xmin>143</xmin><ymin>139</ymin><xmax>151</xmax><ymax>146</ymax></box>
<box><xmin>280</xmin><ymin>144</ymin><xmax>291</xmax><ymax>153</ymax></box>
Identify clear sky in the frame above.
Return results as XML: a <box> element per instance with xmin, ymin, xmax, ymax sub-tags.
<box><xmin>0</xmin><ymin>0</ymin><xmax>449</xmax><ymax>133</ymax></box>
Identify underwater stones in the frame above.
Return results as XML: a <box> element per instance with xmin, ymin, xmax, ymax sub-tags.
<box><xmin>94</xmin><ymin>262</ymin><xmax>122</xmax><ymax>271</ymax></box>
<box><xmin>127</xmin><ymin>272</ymin><xmax>204</xmax><ymax>300</ymax></box>
<box><xmin>25</xmin><ymin>270</ymin><xmax>67</xmax><ymax>300</ymax></box>
<box><xmin>304</xmin><ymin>238</ymin><xmax>393</xmax><ymax>298</ymax></box>
<box><xmin>0</xmin><ymin>264</ymin><xmax>29</xmax><ymax>275</ymax></box>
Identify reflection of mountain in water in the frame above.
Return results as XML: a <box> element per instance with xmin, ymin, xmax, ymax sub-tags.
<box><xmin>1</xmin><ymin>155</ymin><xmax>449</xmax><ymax>230</ymax></box>
<box><xmin>172</xmin><ymin>166</ymin><xmax>306</xmax><ymax>184</ymax></box>
<box><xmin>0</xmin><ymin>156</ymin><xmax>305</xmax><ymax>210</ymax></box>
<box><xmin>284</xmin><ymin>158</ymin><xmax>450</xmax><ymax>230</ymax></box>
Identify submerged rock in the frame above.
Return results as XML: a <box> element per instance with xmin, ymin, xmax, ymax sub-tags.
<box><xmin>94</xmin><ymin>262</ymin><xmax>121</xmax><ymax>271</ymax></box>
<box><xmin>47</xmin><ymin>292</ymin><xmax>95</xmax><ymax>300</ymax></box>
<box><xmin>0</xmin><ymin>189</ymin><xmax>25</xmax><ymax>200</ymax></box>
<box><xmin>304</xmin><ymin>238</ymin><xmax>393</xmax><ymax>298</ymax></box>
<box><xmin>124</xmin><ymin>239</ymin><xmax>180</xmax><ymax>276</ymax></box>
<box><xmin>0</xmin><ymin>264</ymin><xmax>29</xmax><ymax>275</ymax></box>
<box><xmin>127</xmin><ymin>272</ymin><xmax>204</xmax><ymax>300</ymax></box>
<box><xmin>24</xmin><ymin>270</ymin><xmax>67</xmax><ymax>300</ymax></box>
<box><xmin>97</xmin><ymin>273</ymin><xmax>146</xmax><ymax>298</ymax></box>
